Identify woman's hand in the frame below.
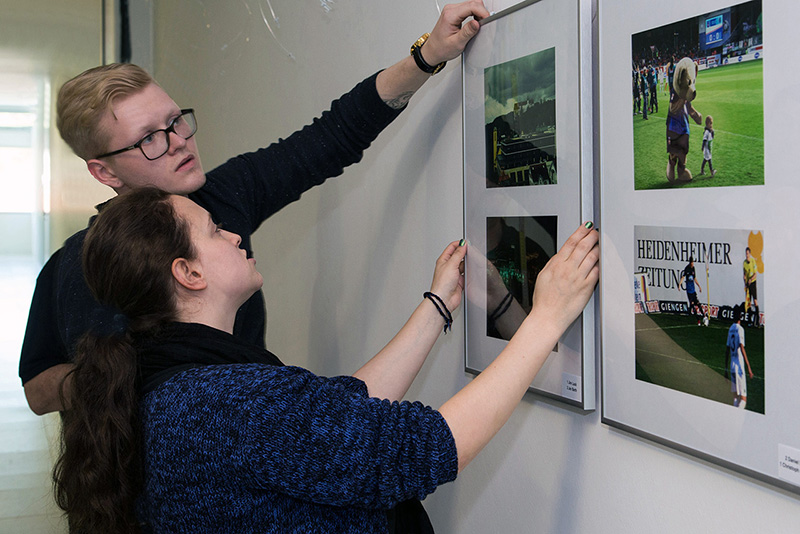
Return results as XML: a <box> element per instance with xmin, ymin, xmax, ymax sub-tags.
<box><xmin>354</xmin><ymin>240</ymin><xmax>467</xmax><ymax>401</ymax></box>
<box><xmin>438</xmin><ymin>224</ymin><xmax>598</xmax><ymax>473</ymax></box>
<box><xmin>528</xmin><ymin>223</ymin><xmax>599</xmax><ymax>333</ymax></box>
<box><xmin>429</xmin><ymin>240</ymin><xmax>468</xmax><ymax>312</ymax></box>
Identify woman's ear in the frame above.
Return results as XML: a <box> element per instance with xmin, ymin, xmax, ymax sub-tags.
<box><xmin>171</xmin><ymin>257</ymin><xmax>207</xmax><ymax>291</ymax></box>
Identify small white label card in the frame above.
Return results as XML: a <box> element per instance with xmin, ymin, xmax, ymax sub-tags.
<box><xmin>778</xmin><ymin>444</ymin><xmax>800</xmax><ymax>486</ymax></box>
<box><xmin>562</xmin><ymin>372</ymin><xmax>581</xmax><ymax>402</ymax></box>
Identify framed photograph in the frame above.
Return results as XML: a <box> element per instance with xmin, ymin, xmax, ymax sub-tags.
<box><xmin>600</xmin><ymin>0</ymin><xmax>800</xmax><ymax>492</ymax></box>
<box><xmin>462</xmin><ymin>0</ymin><xmax>595</xmax><ymax>409</ymax></box>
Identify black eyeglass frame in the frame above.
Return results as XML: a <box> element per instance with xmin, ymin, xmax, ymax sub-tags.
<box><xmin>93</xmin><ymin>108</ymin><xmax>197</xmax><ymax>160</ymax></box>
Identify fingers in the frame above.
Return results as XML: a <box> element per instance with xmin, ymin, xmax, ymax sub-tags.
<box><xmin>578</xmin><ymin>242</ymin><xmax>600</xmax><ymax>282</ymax></box>
<box><xmin>437</xmin><ymin>240</ymin><xmax>459</xmax><ymax>264</ymax></box>
<box><xmin>454</xmin><ymin>19</ymin><xmax>480</xmax><ymax>48</ymax></box>
<box><xmin>442</xmin><ymin>1</ymin><xmax>491</xmax><ymax>25</ymax></box>
<box><xmin>572</xmin><ymin>226</ymin><xmax>599</xmax><ymax>264</ymax></box>
<box><xmin>573</xmin><ymin>229</ymin><xmax>600</xmax><ymax>286</ymax></box>
<box><xmin>427</xmin><ymin>1</ymin><xmax>490</xmax><ymax>62</ymax></box>
<box><xmin>442</xmin><ymin>1</ymin><xmax>486</xmax><ymax>46</ymax></box>
<box><xmin>450</xmin><ymin>239</ymin><xmax>468</xmax><ymax>265</ymax></box>
<box><xmin>437</xmin><ymin>239</ymin><xmax>466</xmax><ymax>265</ymax></box>
<box><xmin>432</xmin><ymin>240</ymin><xmax>467</xmax><ymax>286</ymax></box>
<box><xmin>526</xmin><ymin>224</ymin><xmax>599</xmax><ymax>330</ymax></box>
<box><xmin>431</xmin><ymin>240</ymin><xmax>468</xmax><ymax>311</ymax></box>
<box><xmin>545</xmin><ymin>223</ymin><xmax>599</xmax><ymax>291</ymax></box>
<box><xmin>557</xmin><ymin>222</ymin><xmax>596</xmax><ymax>263</ymax></box>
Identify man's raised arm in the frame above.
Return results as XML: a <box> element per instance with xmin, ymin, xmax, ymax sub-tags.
<box><xmin>376</xmin><ymin>1</ymin><xmax>489</xmax><ymax>109</ymax></box>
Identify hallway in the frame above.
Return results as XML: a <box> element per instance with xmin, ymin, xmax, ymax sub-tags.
<box><xmin>0</xmin><ymin>257</ymin><xmax>65</xmax><ymax>532</ymax></box>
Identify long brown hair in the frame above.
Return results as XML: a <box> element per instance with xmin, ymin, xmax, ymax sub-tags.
<box><xmin>53</xmin><ymin>188</ymin><xmax>194</xmax><ymax>533</ymax></box>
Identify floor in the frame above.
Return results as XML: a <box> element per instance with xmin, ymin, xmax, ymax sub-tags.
<box><xmin>0</xmin><ymin>257</ymin><xmax>66</xmax><ymax>533</ymax></box>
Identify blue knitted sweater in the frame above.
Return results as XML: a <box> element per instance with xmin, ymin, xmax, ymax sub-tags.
<box><xmin>137</xmin><ymin>364</ymin><xmax>458</xmax><ymax>533</ymax></box>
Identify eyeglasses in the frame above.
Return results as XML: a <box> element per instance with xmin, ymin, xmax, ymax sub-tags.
<box><xmin>94</xmin><ymin>109</ymin><xmax>197</xmax><ymax>160</ymax></box>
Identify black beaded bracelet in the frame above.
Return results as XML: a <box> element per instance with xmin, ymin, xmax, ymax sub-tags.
<box><xmin>423</xmin><ymin>291</ymin><xmax>453</xmax><ymax>334</ymax></box>
<box><xmin>489</xmin><ymin>291</ymin><xmax>513</xmax><ymax>322</ymax></box>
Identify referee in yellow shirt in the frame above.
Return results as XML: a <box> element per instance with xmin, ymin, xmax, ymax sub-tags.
<box><xmin>743</xmin><ymin>247</ymin><xmax>759</xmax><ymax>326</ymax></box>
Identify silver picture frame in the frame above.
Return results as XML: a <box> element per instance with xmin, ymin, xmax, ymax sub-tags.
<box><xmin>599</xmin><ymin>0</ymin><xmax>800</xmax><ymax>493</ymax></box>
<box><xmin>462</xmin><ymin>0</ymin><xmax>595</xmax><ymax>410</ymax></box>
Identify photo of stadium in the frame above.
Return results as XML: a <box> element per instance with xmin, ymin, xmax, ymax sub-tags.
<box><xmin>631</xmin><ymin>0</ymin><xmax>763</xmax><ymax>190</ymax></box>
<box><xmin>633</xmin><ymin>225</ymin><xmax>764</xmax><ymax>413</ymax></box>
<box><xmin>484</xmin><ymin>47</ymin><xmax>556</xmax><ymax>188</ymax></box>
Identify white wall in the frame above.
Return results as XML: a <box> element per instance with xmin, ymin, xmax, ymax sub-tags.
<box><xmin>151</xmin><ymin>0</ymin><xmax>800</xmax><ymax>531</ymax></box>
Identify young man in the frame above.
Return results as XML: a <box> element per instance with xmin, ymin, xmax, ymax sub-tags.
<box><xmin>678</xmin><ymin>257</ymin><xmax>706</xmax><ymax>325</ymax></box>
<box><xmin>743</xmin><ymin>246</ymin><xmax>759</xmax><ymax>326</ymax></box>
<box><xmin>20</xmin><ymin>1</ymin><xmax>490</xmax><ymax>415</ymax></box>
<box><xmin>648</xmin><ymin>65</ymin><xmax>658</xmax><ymax>113</ymax></box>
<box><xmin>639</xmin><ymin>68</ymin><xmax>649</xmax><ymax>120</ymax></box>
<box><xmin>632</xmin><ymin>69</ymin><xmax>641</xmax><ymax>115</ymax></box>
<box><xmin>727</xmin><ymin>305</ymin><xmax>754</xmax><ymax>409</ymax></box>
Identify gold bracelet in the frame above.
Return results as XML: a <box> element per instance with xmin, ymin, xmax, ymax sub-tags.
<box><xmin>410</xmin><ymin>33</ymin><xmax>446</xmax><ymax>75</ymax></box>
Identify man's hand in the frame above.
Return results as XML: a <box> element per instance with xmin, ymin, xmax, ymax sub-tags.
<box><xmin>421</xmin><ymin>1</ymin><xmax>491</xmax><ymax>65</ymax></box>
<box><xmin>376</xmin><ymin>1</ymin><xmax>490</xmax><ymax>108</ymax></box>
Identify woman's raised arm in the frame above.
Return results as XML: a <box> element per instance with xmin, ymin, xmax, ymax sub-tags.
<box><xmin>440</xmin><ymin>223</ymin><xmax>599</xmax><ymax>472</ymax></box>
<box><xmin>352</xmin><ymin>240</ymin><xmax>467</xmax><ymax>401</ymax></box>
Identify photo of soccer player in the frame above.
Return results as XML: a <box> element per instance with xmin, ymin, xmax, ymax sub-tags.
<box><xmin>678</xmin><ymin>257</ymin><xmax>709</xmax><ymax>325</ymax></box>
<box><xmin>743</xmin><ymin>244</ymin><xmax>761</xmax><ymax>326</ymax></box>
<box><xmin>486</xmin><ymin>215</ymin><xmax>556</xmax><ymax>340</ymax></box>
<box><xmin>726</xmin><ymin>304</ymin><xmax>754</xmax><ymax>409</ymax></box>
<box><xmin>633</xmin><ymin>225</ymin><xmax>765</xmax><ymax>413</ymax></box>
<box><xmin>484</xmin><ymin>47</ymin><xmax>557</xmax><ymax>188</ymax></box>
<box><xmin>631</xmin><ymin>0</ymin><xmax>764</xmax><ymax>190</ymax></box>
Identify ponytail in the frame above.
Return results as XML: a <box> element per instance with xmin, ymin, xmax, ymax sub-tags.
<box><xmin>52</xmin><ymin>188</ymin><xmax>194</xmax><ymax>532</ymax></box>
<box><xmin>54</xmin><ymin>332</ymin><xmax>142</xmax><ymax>534</ymax></box>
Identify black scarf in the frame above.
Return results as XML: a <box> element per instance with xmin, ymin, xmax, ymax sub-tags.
<box><xmin>136</xmin><ymin>322</ymin><xmax>283</xmax><ymax>394</ymax></box>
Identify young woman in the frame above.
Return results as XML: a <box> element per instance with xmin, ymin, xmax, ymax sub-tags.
<box><xmin>53</xmin><ymin>188</ymin><xmax>598</xmax><ymax>533</ymax></box>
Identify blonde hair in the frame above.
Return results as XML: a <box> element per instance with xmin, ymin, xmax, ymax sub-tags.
<box><xmin>56</xmin><ymin>63</ymin><xmax>155</xmax><ymax>160</ymax></box>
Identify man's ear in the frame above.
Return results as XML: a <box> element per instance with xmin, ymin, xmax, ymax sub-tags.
<box><xmin>172</xmin><ymin>257</ymin><xmax>207</xmax><ymax>291</ymax></box>
<box><xmin>87</xmin><ymin>159</ymin><xmax>125</xmax><ymax>190</ymax></box>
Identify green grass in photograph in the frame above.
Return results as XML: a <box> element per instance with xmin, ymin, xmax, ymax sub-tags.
<box><xmin>633</xmin><ymin>60</ymin><xmax>764</xmax><ymax>190</ymax></box>
<box><xmin>635</xmin><ymin>312</ymin><xmax>764</xmax><ymax>414</ymax></box>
